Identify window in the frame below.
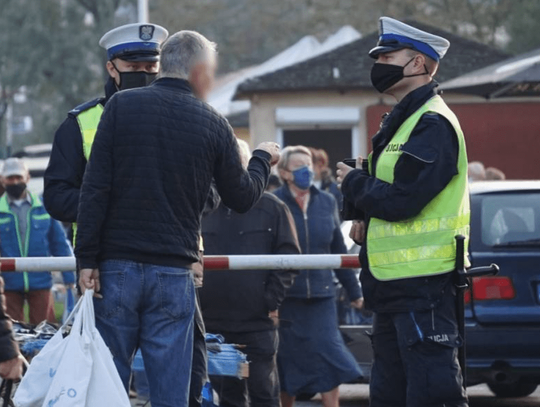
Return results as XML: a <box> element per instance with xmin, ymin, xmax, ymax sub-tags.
<box><xmin>481</xmin><ymin>193</ymin><xmax>540</xmax><ymax>246</ymax></box>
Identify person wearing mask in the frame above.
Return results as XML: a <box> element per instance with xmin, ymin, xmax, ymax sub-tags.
<box><xmin>200</xmin><ymin>140</ymin><xmax>300</xmax><ymax>407</ymax></box>
<box><xmin>75</xmin><ymin>31</ymin><xmax>280</xmax><ymax>407</ymax></box>
<box><xmin>274</xmin><ymin>146</ymin><xmax>363</xmax><ymax>407</ymax></box>
<box><xmin>0</xmin><ymin>276</ymin><xmax>23</xmax><ymax>380</ymax></box>
<box><xmin>42</xmin><ymin>24</ymin><xmax>213</xmax><ymax>407</ymax></box>
<box><xmin>0</xmin><ymin>158</ymin><xmax>75</xmax><ymax>324</ymax></box>
<box><xmin>44</xmin><ymin>23</ymin><xmax>168</xmax><ymax>229</ymax></box>
<box><xmin>337</xmin><ymin>17</ymin><xmax>470</xmax><ymax>407</ymax></box>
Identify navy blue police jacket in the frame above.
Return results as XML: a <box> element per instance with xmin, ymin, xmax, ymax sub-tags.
<box><xmin>44</xmin><ymin>78</ymin><xmax>118</xmax><ymax>223</ymax></box>
<box><xmin>341</xmin><ymin>82</ymin><xmax>459</xmax><ymax>313</ymax></box>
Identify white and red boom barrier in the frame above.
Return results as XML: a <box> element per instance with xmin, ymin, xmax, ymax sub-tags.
<box><xmin>0</xmin><ymin>255</ymin><xmax>360</xmax><ymax>273</ymax></box>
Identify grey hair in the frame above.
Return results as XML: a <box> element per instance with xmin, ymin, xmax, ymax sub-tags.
<box><xmin>159</xmin><ymin>31</ymin><xmax>217</xmax><ymax>80</ymax></box>
<box><xmin>277</xmin><ymin>146</ymin><xmax>312</xmax><ymax>178</ymax></box>
<box><xmin>468</xmin><ymin>161</ymin><xmax>486</xmax><ymax>182</ymax></box>
<box><xmin>236</xmin><ymin>139</ymin><xmax>252</xmax><ymax>169</ymax></box>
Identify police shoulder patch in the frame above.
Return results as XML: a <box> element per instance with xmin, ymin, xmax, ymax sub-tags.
<box><xmin>68</xmin><ymin>97</ymin><xmax>104</xmax><ymax>117</ymax></box>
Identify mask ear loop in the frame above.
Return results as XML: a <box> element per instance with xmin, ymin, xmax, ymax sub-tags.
<box><xmin>403</xmin><ymin>55</ymin><xmax>430</xmax><ymax>78</ymax></box>
<box><xmin>110</xmin><ymin>61</ymin><xmax>122</xmax><ymax>90</ymax></box>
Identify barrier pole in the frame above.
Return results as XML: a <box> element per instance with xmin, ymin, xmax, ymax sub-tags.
<box><xmin>0</xmin><ymin>255</ymin><xmax>360</xmax><ymax>272</ymax></box>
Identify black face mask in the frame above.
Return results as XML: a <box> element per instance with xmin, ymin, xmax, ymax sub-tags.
<box><xmin>370</xmin><ymin>57</ymin><xmax>429</xmax><ymax>93</ymax></box>
<box><xmin>112</xmin><ymin>62</ymin><xmax>157</xmax><ymax>91</ymax></box>
<box><xmin>6</xmin><ymin>183</ymin><xmax>26</xmax><ymax>199</ymax></box>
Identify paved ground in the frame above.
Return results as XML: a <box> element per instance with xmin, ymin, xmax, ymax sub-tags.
<box><xmin>296</xmin><ymin>384</ymin><xmax>540</xmax><ymax>406</ymax></box>
<box><xmin>132</xmin><ymin>383</ymin><xmax>540</xmax><ymax>406</ymax></box>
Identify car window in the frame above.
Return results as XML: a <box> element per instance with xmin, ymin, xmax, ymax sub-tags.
<box><xmin>481</xmin><ymin>193</ymin><xmax>540</xmax><ymax>246</ymax></box>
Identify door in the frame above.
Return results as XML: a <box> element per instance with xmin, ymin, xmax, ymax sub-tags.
<box><xmin>282</xmin><ymin>129</ymin><xmax>352</xmax><ymax>172</ymax></box>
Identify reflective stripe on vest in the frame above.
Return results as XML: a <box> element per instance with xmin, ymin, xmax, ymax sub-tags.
<box><xmin>367</xmin><ymin>95</ymin><xmax>471</xmax><ymax>281</ymax></box>
<box><xmin>76</xmin><ymin>104</ymin><xmax>104</xmax><ymax>160</ymax></box>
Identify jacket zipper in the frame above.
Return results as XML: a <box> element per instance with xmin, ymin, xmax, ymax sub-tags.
<box><xmin>10</xmin><ymin>206</ymin><xmax>30</xmax><ymax>292</ymax></box>
<box><xmin>303</xmin><ymin>212</ymin><xmax>311</xmax><ymax>299</ymax></box>
<box><xmin>22</xmin><ymin>207</ymin><xmax>33</xmax><ymax>292</ymax></box>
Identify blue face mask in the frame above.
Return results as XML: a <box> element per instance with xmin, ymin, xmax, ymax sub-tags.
<box><xmin>291</xmin><ymin>166</ymin><xmax>314</xmax><ymax>190</ymax></box>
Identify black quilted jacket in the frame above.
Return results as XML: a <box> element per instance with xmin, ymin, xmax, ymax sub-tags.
<box><xmin>75</xmin><ymin>78</ymin><xmax>271</xmax><ymax>270</ymax></box>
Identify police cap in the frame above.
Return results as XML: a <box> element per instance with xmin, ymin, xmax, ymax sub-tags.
<box><xmin>99</xmin><ymin>23</ymin><xmax>169</xmax><ymax>62</ymax></box>
<box><xmin>369</xmin><ymin>17</ymin><xmax>450</xmax><ymax>62</ymax></box>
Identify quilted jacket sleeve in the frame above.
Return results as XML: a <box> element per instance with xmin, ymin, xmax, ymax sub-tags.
<box><xmin>212</xmin><ymin>123</ymin><xmax>271</xmax><ymax>214</ymax></box>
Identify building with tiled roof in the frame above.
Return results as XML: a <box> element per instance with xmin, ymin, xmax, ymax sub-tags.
<box><xmin>229</xmin><ymin>21</ymin><xmax>540</xmax><ymax>179</ymax></box>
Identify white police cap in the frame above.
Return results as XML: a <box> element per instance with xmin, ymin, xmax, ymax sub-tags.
<box><xmin>369</xmin><ymin>17</ymin><xmax>450</xmax><ymax>62</ymax></box>
<box><xmin>99</xmin><ymin>23</ymin><xmax>169</xmax><ymax>62</ymax></box>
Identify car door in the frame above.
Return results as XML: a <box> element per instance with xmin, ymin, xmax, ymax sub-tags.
<box><xmin>469</xmin><ymin>190</ymin><xmax>540</xmax><ymax>324</ymax></box>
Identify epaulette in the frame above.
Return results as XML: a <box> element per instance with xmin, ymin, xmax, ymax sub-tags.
<box><xmin>68</xmin><ymin>97</ymin><xmax>104</xmax><ymax>117</ymax></box>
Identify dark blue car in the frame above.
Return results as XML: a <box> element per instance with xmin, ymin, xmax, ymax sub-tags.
<box><xmin>338</xmin><ymin>180</ymin><xmax>540</xmax><ymax>399</ymax></box>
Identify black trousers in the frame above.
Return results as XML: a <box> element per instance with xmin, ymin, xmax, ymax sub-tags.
<box><xmin>189</xmin><ymin>291</ymin><xmax>208</xmax><ymax>407</ymax></box>
<box><xmin>370</xmin><ymin>289</ymin><xmax>468</xmax><ymax>407</ymax></box>
<box><xmin>210</xmin><ymin>329</ymin><xmax>280</xmax><ymax>407</ymax></box>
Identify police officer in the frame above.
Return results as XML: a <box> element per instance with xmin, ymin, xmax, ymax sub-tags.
<box><xmin>44</xmin><ymin>23</ymin><xmax>168</xmax><ymax>226</ymax></box>
<box><xmin>45</xmin><ymin>24</ymin><xmax>214</xmax><ymax>407</ymax></box>
<box><xmin>337</xmin><ymin>17</ymin><xmax>470</xmax><ymax>407</ymax></box>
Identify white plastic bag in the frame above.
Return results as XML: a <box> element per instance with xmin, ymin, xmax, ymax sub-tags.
<box><xmin>14</xmin><ymin>290</ymin><xmax>131</xmax><ymax>407</ymax></box>
<box><xmin>13</xmin><ymin>293</ymin><xmax>85</xmax><ymax>406</ymax></box>
<box><xmin>84</xmin><ymin>305</ymin><xmax>130</xmax><ymax>406</ymax></box>
<box><xmin>62</xmin><ymin>286</ymin><xmax>76</xmax><ymax>324</ymax></box>
<box><xmin>42</xmin><ymin>289</ymin><xmax>95</xmax><ymax>406</ymax></box>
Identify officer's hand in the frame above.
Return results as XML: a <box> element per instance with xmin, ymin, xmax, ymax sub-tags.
<box><xmin>0</xmin><ymin>354</ymin><xmax>24</xmax><ymax>380</ymax></box>
<box><xmin>349</xmin><ymin>220</ymin><xmax>366</xmax><ymax>245</ymax></box>
<box><xmin>79</xmin><ymin>268</ymin><xmax>102</xmax><ymax>298</ymax></box>
<box><xmin>256</xmin><ymin>142</ymin><xmax>281</xmax><ymax>166</ymax></box>
<box><xmin>336</xmin><ymin>156</ymin><xmax>363</xmax><ymax>186</ymax></box>
<box><xmin>350</xmin><ymin>298</ymin><xmax>364</xmax><ymax>310</ymax></box>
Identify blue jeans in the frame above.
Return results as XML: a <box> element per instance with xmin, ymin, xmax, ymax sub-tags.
<box><xmin>94</xmin><ymin>260</ymin><xmax>195</xmax><ymax>407</ymax></box>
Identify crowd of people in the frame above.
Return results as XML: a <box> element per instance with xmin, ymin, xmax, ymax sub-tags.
<box><xmin>468</xmin><ymin>161</ymin><xmax>506</xmax><ymax>182</ymax></box>
<box><xmin>0</xmin><ymin>14</ymin><xmax>511</xmax><ymax>407</ymax></box>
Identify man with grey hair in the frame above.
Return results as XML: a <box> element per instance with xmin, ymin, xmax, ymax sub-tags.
<box><xmin>158</xmin><ymin>30</ymin><xmax>218</xmax><ymax>101</ymax></box>
<box><xmin>75</xmin><ymin>30</ymin><xmax>280</xmax><ymax>407</ymax></box>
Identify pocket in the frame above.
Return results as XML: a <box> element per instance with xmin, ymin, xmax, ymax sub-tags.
<box><xmin>238</xmin><ymin>227</ymin><xmax>273</xmax><ymax>249</ymax></box>
<box><xmin>93</xmin><ymin>268</ymin><xmax>126</xmax><ymax>319</ymax></box>
<box><xmin>157</xmin><ymin>269</ymin><xmax>194</xmax><ymax>320</ymax></box>
<box><xmin>32</xmin><ymin>213</ymin><xmax>51</xmax><ymax>229</ymax></box>
<box><xmin>423</xmin><ymin>338</ymin><xmax>464</xmax><ymax>402</ymax></box>
<box><xmin>0</xmin><ymin>217</ymin><xmax>13</xmax><ymax>234</ymax></box>
<box><xmin>397</xmin><ymin>311</ymin><xmax>465</xmax><ymax>403</ymax></box>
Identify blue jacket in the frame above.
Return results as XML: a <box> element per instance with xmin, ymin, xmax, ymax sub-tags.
<box><xmin>0</xmin><ymin>192</ymin><xmax>75</xmax><ymax>292</ymax></box>
<box><xmin>274</xmin><ymin>184</ymin><xmax>361</xmax><ymax>300</ymax></box>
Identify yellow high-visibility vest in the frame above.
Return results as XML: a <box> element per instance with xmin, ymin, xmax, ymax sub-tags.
<box><xmin>76</xmin><ymin>104</ymin><xmax>104</xmax><ymax>160</ymax></box>
<box><xmin>366</xmin><ymin>95</ymin><xmax>470</xmax><ymax>281</ymax></box>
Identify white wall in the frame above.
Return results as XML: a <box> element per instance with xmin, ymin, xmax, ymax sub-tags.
<box><xmin>247</xmin><ymin>89</ymin><xmax>395</xmax><ymax>158</ymax></box>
